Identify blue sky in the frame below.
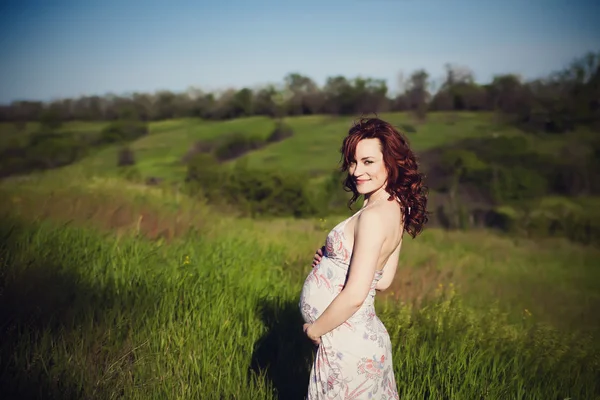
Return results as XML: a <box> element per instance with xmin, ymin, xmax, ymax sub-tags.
<box><xmin>0</xmin><ymin>0</ymin><xmax>599</xmax><ymax>104</ymax></box>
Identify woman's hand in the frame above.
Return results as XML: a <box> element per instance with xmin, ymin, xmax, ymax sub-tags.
<box><xmin>303</xmin><ymin>323</ymin><xmax>321</xmax><ymax>346</ymax></box>
<box><xmin>312</xmin><ymin>246</ymin><xmax>325</xmax><ymax>268</ymax></box>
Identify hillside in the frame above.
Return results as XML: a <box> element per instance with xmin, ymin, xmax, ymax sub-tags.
<box><xmin>1</xmin><ymin>112</ymin><xmax>600</xmax><ymax>398</ymax></box>
<box><xmin>1</xmin><ymin>111</ymin><xmax>599</xmax><ymax>322</ymax></box>
<box><xmin>6</xmin><ymin>111</ymin><xmax>598</xmax><ymax>242</ymax></box>
<box><xmin>0</xmin><ymin>112</ymin><xmax>503</xmax><ymax>178</ymax></box>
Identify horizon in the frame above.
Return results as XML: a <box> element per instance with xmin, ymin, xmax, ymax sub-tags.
<box><xmin>1</xmin><ymin>0</ymin><xmax>599</xmax><ymax>104</ymax></box>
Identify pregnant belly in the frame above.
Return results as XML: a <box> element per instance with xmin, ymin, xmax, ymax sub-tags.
<box><xmin>299</xmin><ymin>259</ymin><xmax>343</xmax><ymax>323</ymax></box>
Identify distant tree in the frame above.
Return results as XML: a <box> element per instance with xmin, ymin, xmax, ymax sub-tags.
<box><xmin>39</xmin><ymin>108</ymin><xmax>62</xmax><ymax>131</ymax></box>
<box><xmin>284</xmin><ymin>73</ymin><xmax>322</xmax><ymax>115</ymax></box>
<box><xmin>486</xmin><ymin>74</ymin><xmax>524</xmax><ymax>113</ymax></box>
<box><xmin>405</xmin><ymin>69</ymin><xmax>430</xmax><ymax>120</ymax></box>
<box><xmin>430</xmin><ymin>64</ymin><xmax>486</xmax><ymax>111</ymax></box>
<box><xmin>271</xmin><ymin>87</ymin><xmax>293</xmax><ymax>122</ymax></box>
<box><xmin>353</xmin><ymin>77</ymin><xmax>389</xmax><ymax>114</ymax></box>
<box><xmin>391</xmin><ymin>72</ymin><xmax>410</xmax><ymax>111</ymax></box>
<box><xmin>231</xmin><ymin>88</ymin><xmax>254</xmax><ymax>117</ymax></box>
<box><xmin>253</xmin><ymin>85</ymin><xmax>278</xmax><ymax>117</ymax></box>
<box><xmin>323</xmin><ymin>76</ymin><xmax>355</xmax><ymax>115</ymax></box>
<box><xmin>0</xmin><ymin>50</ymin><xmax>596</xmax><ymax>131</ymax></box>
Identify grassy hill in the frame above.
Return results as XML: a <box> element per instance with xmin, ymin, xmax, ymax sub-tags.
<box><xmin>0</xmin><ymin>112</ymin><xmax>506</xmax><ymax>178</ymax></box>
<box><xmin>1</xmin><ymin>112</ymin><xmax>599</xmax><ymax>398</ymax></box>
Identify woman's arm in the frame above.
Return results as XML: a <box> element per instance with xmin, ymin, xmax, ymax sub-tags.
<box><xmin>307</xmin><ymin>209</ymin><xmax>385</xmax><ymax>338</ymax></box>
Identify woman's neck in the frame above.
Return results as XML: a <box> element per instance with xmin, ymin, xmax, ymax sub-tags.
<box><xmin>363</xmin><ymin>187</ymin><xmax>390</xmax><ymax>207</ymax></box>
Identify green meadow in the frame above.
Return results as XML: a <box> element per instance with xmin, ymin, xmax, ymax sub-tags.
<box><xmin>1</xmin><ymin>113</ymin><xmax>599</xmax><ymax>399</ymax></box>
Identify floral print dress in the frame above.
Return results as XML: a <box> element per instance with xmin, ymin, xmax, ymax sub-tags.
<box><xmin>299</xmin><ymin>208</ymin><xmax>399</xmax><ymax>399</ymax></box>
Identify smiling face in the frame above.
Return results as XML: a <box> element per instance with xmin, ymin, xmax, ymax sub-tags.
<box><xmin>348</xmin><ymin>138</ymin><xmax>388</xmax><ymax>196</ymax></box>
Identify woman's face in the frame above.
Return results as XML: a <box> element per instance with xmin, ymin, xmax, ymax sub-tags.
<box><xmin>348</xmin><ymin>138</ymin><xmax>388</xmax><ymax>195</ymax></box>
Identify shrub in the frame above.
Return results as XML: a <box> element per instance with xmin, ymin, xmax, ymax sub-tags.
<box><xmin>181</xmin><ymin>140</ymin><xmax>215</xmax><ymax>164</ymax></box>
<box><xmin>438</xmin><ymin>149</ymin><xmax>489</xmax><ymax>198</ymax></box>
<box><xmin>488</xmin><ymin>165</ymin><xmax>549</xmax><ymax>202</ymax></box>
<box><xmin>185</xmin><ymin>154</ymin><xmax>318</xmax><ymax>217</ymax></box>
<box><xmin>119</xmin><ymin>166</ymin><xmax>143</xmax><ymax>182</ymax></box>
<box><xmin>213</xmin><ymin>133</ymin><xmax>265</xmax><ymax>162</ymax></box>
<box><xmin>117</xmin><ymin>147</ymin><xmax>136</xmax><ymax>167</ymax></box>
<box><xmin>145</xmin><ymin>176</ymin><xmax>163</xmax><ymax>186</ymax></box>
<box><xmin>99</xmin><ymin>121</ymin><xmax>148</xmax><ymax>145</ymax></box>
<box><xmin>484</xmin><ymin>198</ymin><xmax>600</xmax><ymax>245</ymax></box>
<box><xmin>485</xmin><ymin>205</ymin><xmax>522</xmax><ymax>233</ymax></box>
<box><xmin>525</xmin><ymin>197</ymin><xmax>600</xmax><ymax>245</ymax></box>
<box><xmin>26</xmin><ymin>131</ymin><xmax>87</xmax><ymax>170</ymax></box>
<box><xmin>438</xmin><ymin>137</ymin><xmax>567</xmax><ymax>202</ymax></box>
<box><xmin>266</xmin><ymin>121</ymin><xmax>294</xmax><ymax>143</ymax></box>
<box><xmin>0</xmin><ymin>131</ymin><xmax>89</xmax><ymax>177</ymax></box>
<box><xmin>226</xmin><ymin>162</ymin><xmax>319</xmax><ymax>217</ymax></box>
<box><xmin>398</xmin><ymin>123</ymin><xmax>417</xmax><ymax>134</ymax></box>
<box><xmin>38</xmin><ymin>109</ymin><xmax>62</xmax><ymax>131</ymax></box>
<box><xmin>13</xmin><ymin>120</ymin><xmax>27</xmax><ymax>132</ymax></box>
<box><xmin>439</xmin><ymin>149</ymin><xmax>487</xmax><ymax>177</ymax></box>
<box><xmin>184</xmin><ymin>153</ymin><xmax>224</xmax><ymax>199</ymax></box>
<box><xmin>318</xmin><ymin>169</ymin><xmax>352</xmax><ymax>213</ymax></box>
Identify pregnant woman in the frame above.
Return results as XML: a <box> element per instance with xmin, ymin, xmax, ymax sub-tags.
<box><xmin>299</xmin><ymin>117</ymin><xmax>428</xmax><ymax>399</ymax></box>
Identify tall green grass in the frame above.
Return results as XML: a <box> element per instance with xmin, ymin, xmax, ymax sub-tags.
<box><xmin>1</xmin><ymin>215</ymin><xmax>598</xmax><ymax>399</ymax></box>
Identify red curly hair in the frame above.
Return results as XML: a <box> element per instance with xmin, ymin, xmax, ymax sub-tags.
<box><xmin>340</xmin><ymin>117</ymin><xmax>429</xmax><ymax>238</ymax></box>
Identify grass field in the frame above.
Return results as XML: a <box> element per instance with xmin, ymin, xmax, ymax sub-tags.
<box><xmin>10</xmin><ymin>112</ymin><xmax>510</xmax><ymax>183</ymax></box>
<box><xmin>1</xmin><ymin>112</ymin><xmax>599</xmax><ymax>399</ymax></box>
<box><xmin>3</xmin><ymin>111</ymin><xmax>588</xmax><ymax>182</ymax></box>
<box><xmin>237</xmin><ymin>112</ymin><xmax>506</xmax><ymax>174</ymax></box>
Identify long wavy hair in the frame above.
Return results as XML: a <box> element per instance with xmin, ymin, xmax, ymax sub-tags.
<box><xmin>340</xmin><ymin>117</ymin><xmax>429</xmax><ymax>238</ymax></box>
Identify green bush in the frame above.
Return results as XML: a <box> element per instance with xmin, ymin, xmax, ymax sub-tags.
<box><xmin>213</xmin><ymin>132</ymin><xmax>265</xmax><ymax>162</ymax></box>
<box><xmin>181</xmin><ymin>140</ymin><xmax>216</xmax><ymax>164</ymax></box>
<box><xmin>99</xmin><ymin>120</ymin><xmax>148</xmax><ymax>145</ymax></box>
<box><xmin>398</xmin><ymin>123</ymin><xmax>417</xmax><ymax>134</ymax></box>
<box><xmin>118</xmin><ymin>166</ymin><xmax>143</xmax><ymax>182</ymax></box>
<box><xmin>0</xmin><ymin>131</ymin><xmax>89</xmax><ymax>177</ymax></box>
<box><xmin>26</xmin><ymin>131</ymin><xmax>88</xmax><ymax>169</ymax></box>
<box><xmin>117</xmin><ymin>146</ymin><xmax>136</xmax><ymax>167</ymax></box>
<box><xmin>266</xmin><ymin>121</ymin><xmax>294</xmax><ymax>143</ymax></box>
<box><xmin>184</xmin><ymin>153</ymin><xmax>224</xmax><ymax>199</ymax></box>
<box><xmin>226</xmin><ymin>162</ymin><xmax>318</xmax><ymax>217</ymax></box>
<box><xmin>545</xmin><ymin>157</ymin><xmax>600</xmax><ymax>196</ymax></box>
<box><xmin>438</xmin><ymin>137</ymin><xmax>569</xmax><ymax>202</ymax></box>
<box><xmin>318</xmin><ymin>169</ymin><xmax>352</xmax><ymax>213</ymax></box>
<box><xmin>488</xmin><ymin>165</ymin><xmax>549</xmax><ymax>202</ymax></box>
<box><xmin>486</xmin><ymin>198</ymin><xmax>600</xmax><ymax>245</ymax></box>
<box><xmin>528</xmin><ymin>198</ymin><xmax>600</xmax><ymax>245</ymax></box>
<box><xmin>475</xmin><ymin>135</ymin><xmax>530</xmax><ymax>160</ymax></box>
<box><xmin>1</xmin><ymin>120</ymin><xmax>149</xmax><ymax>179</ymax></box>
<box><xmin>439</xmin><ymin>149</ymin><xmax>488</xmax><ymax>177</ymax></box>
<box><xmin>38</xmin><ymin>109</ymin><xmax>63</xmax><ymax>131</ymax></box>
<box><xmin>435</xmin><ymin>136</ymin><xmax>599</xmax><ymax>244</ymax></box>
<box><xmin>185</xmin><ymin>154</ymin><xmax>318</xmax><ymax>217</ymax></box>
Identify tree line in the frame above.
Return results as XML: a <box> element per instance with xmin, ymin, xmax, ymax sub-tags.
<box><xmin>2</xmin><ymin>51</ymin><xmax>598</xmax><ymax>134</ymax></box>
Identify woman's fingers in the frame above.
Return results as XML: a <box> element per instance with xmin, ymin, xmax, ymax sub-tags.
<box><xmin>312</xmin><ymin>247</ymin><xmax>324</xmax><ymax>267</ymax></box>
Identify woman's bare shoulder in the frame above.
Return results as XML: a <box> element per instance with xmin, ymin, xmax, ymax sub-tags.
<box><xmin>359</xmin><ymin>199</ymin><xmax>401</xmax><ymax>227</ymax></box>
